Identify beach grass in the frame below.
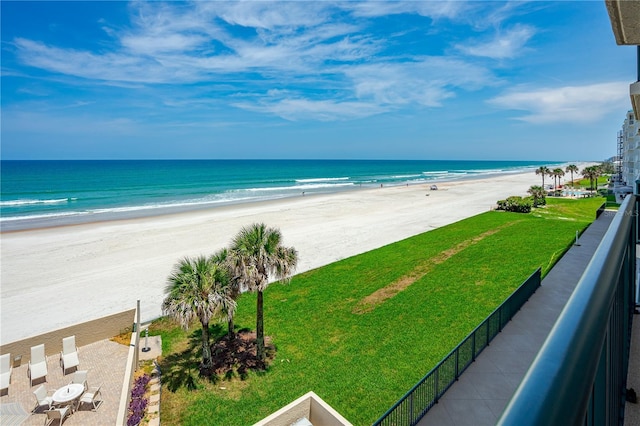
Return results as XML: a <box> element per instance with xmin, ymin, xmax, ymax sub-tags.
<box><xmin>152</xmin><ymin>196</ymin><xmax>605</xmax><ymax>425</ymax></box>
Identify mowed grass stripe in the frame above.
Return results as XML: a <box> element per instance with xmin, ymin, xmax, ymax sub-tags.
<box><xmin>353</xmin><ymin>221</ymin><xmax>520</xmax><ymax>314</ymax></box>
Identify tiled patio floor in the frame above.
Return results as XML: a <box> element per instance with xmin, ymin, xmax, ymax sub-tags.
<box><xmin>0</xmin><ymin>339</ymin><xmax>129</xmax><ymax>425</ymax></box>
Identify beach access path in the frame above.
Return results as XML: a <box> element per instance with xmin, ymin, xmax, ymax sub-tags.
<box><xmin>1</xmin><ymin>169</ymin><xmax>570</xmax><ymax>345</ymax></box>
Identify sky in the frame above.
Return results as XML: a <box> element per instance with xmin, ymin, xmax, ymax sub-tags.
<box><xmin>1</xmin><ymin>1</ymin><xmax>637</xmax><ymax>161</ymax></box>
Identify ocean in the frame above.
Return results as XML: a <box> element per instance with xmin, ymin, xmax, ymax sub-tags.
<box><xmin>0</xmin><ymin>159</ymin><xmax>554</xmax><ymax>231</ymax></box>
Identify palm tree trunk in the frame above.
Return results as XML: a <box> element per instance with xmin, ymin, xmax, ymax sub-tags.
<box><xmin>228</xmin><ymin>317</ymin><xmax>235</xmax><ymax>338</ymax></box>
<box><xmin>256</xmin><ymin>290</ymin><xmax>264</xmax><ymax>361</ymax></box>
<box><xmin>201</xmin><ymin>322</ymin><xmax>212</xmax><ymax>370</ymax></box>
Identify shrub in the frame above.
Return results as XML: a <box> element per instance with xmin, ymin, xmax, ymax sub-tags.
<box><xmin>496</xmin><ymin>196</ymin><xmax>532</xmax><ymax>213</ymax></box>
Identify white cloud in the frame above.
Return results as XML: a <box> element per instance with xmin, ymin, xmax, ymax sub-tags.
<box><xmin>469</xmin><ymin>1</ymin><xmax>537</xmax><ymax>30</ymax></box>
<box><xmin>347</xmin><ymin>58</ymin><xmax>495</xmax><ymax>107</ymax></box>
<box><xmin>14</xmin><ymin>38</ymin><xmax>175</xmax><ymax>83</ymax></box>
<box><xmin>234</xmin><ymin>97</ymin><xmax>387</xmax><ymax>121</ymax></box>
<box><xmin>7</xmin><ymin>1</ymin><xmax>535</xmax><ymax>123</ymax></box>
<box><xmin>12</xmin><ymin>2</ymin><xmax>378</xmax><ymax>82</ymax></box>
<box><xmin>488</xmin><ymin>82</ymin><xmax>630</xmax><ymax>123</ymax></box>
<box><xmin>456</xmin><ymin>25</ymin><xmax>535</xmax><ymax>59</ymax></box>
<box><xmin>208</xmin><ymin>1</ymin><xmax>330</xmax><ymax>30</ymax></box>
<box><xmin>229</xmin><ymin>56</ymin><xmax>495</xmax><ymax>121</ymax></box>
<box><xmin>1</xmin><ymin>108</ymin><xmax>139</xmax><ymax>135</ymax></box>
<box><xmin>347</xmin><ymin>1</ymin><xmax>469</xmax><ymax>20</ymax></box>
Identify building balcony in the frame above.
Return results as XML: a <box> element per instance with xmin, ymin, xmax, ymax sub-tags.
<box><xmin>632</xmin><ymin>81</ymin><xmax>640</xmax><ymax>121</ymax></box>
<box><xmin>606</xmin><ymin>1</ymin><xmax>640</xmax><ymax>119</ymax></box>
<box><xmin>606</xmin><ymin>0</ymin><xmax>640</xmax><ymax>45</ymax></box>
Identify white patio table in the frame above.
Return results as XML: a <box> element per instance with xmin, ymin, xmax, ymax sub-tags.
<box><xmin>52</xmin><ymin>383</ymin><xmax>84</xmax><ymax>412</ymax></box>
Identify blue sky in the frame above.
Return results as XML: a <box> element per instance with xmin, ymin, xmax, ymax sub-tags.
<box><xmin>1</xmin><ymin>1</ymin><xmax>636</xmax><ymax>161</ymax></box>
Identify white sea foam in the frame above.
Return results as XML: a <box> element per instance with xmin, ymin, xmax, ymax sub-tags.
<box><xmin>390</xmin><ymin>174</ymin><xmax>423</xmax><ymax>179</ymax></box>
<box><xmin>295</xmin><ymin>177</ymin><xmax>350</xmax><ymax>183</ymax></box>
<box><xmin>0</xmin><ymin>198</ymin><xmax>73</xmax><ymax>207</ymax></box>
<box><xmin>0</xmin><ymin>183</ymin><xmax>357</xmax><ymax>226</ymax></box>
<box><xmin>0</xmin><ymin>210</ymin><xmax>86</xmax><ymax>222</ymax></box>
<box><xmin>238</xmin><ymin>182</ymin><xmax>354</xmax><ymax>192</ymax></box>
<box><xmin>462</xmin><ymin>168</ymin><xmax>509</xmax><ymax>174</ymax></box>
<box><xmin>0</xmin><ymin>195</ymin><xmax>258</xmax><ymax>224</ymax></box>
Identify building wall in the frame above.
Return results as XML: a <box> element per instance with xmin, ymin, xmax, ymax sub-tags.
<box><xmin>622</xmin><ymin>110</ymin><xmax>640</xmax><ymax>186</ymax></box>
<box><xmin>0</xmin><ymin>308</ymin><xmax>135</xmax><ymax>365</ymax></box>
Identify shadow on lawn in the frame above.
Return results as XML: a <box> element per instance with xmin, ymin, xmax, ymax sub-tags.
<box><xmin>158</xmin><ymin>326</ymin><xmax>217</xmax><ymax>392</ymax></box>
<box><xmin>155</xmin><ymin>323</ymin><xmax>275</xmax><ymax>392</ymax></box>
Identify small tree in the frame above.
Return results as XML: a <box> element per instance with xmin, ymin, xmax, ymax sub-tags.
<box><xmin>527</xmin><ymin>185</ymin><xmax>546</xmax><ymax>207</ymax></box>
<box><xmin>565</xmin><ymin>164</ymin><xmax>579</xmax><ymax>187</ymax></box>
<box><xmin>163</xmin><ymin>255</ymin><xmax>235</xmax><ymax>374</ymax></box>
<box><xmin>599</xmin><ymin>161</ymin><xmax>615</xmax><ymax>175</ymax></box>
<box><xmin>535</xmin><ymin>166</ymin><xmax>550</xmax><ymax>188</ymax></box>
<box><xmin>552</xmin><ymin>168</ymin><xmax>565</xmax><ymax>189</ymax></box>
<box><xmin>582</xmin><ymin>166</ymin><xmax>600</xmax><ymax>191</ymax></box>
<box><xmin>229</xmin><ymin>223</ymin><xmax>298</xmax><ymax>363</ymax></box>
<box><xmin>210</xmin><ymin>248</ymin><xmax>243</xmax><ymax>338</ymax></box>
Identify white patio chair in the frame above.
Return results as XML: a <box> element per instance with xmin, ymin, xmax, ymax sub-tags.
<box><xmin>60</xmin><ymin>335</ymin><xmax>79</xmax><ymax>375</ymax></box>
<box><xmin>32</xmin><ymin>384</ymin><xmax>54</xmax><ymax>413</ymax></box>
<box><xmin>0</xmin><ymin>353</ymin><xmax>12</xmax><ymax>394</ymax></box>
<box><xmin>28</xmin><ymin>344</ymin><xmax>48</xmax><ymax>386</ymax></box>
<box><xmin>79</xmin><ymin>385</ymin><xmax>102</xmax><ymax>411</ymax></box>
<box><xmin>69</xmin><ymin>369</ymin><xmax>88</xmax><ymax>390</ymax></box>
<box><xmin>44</xmin><ymin>406</ymin><xmax>70</xmax><ymax>426</ymax></box>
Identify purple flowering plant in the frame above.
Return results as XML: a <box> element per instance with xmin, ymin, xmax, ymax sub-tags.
<box><xmin>127</xmin><ymin>374</ymin><xmax>151</xmax><ymax>426</ymax></box>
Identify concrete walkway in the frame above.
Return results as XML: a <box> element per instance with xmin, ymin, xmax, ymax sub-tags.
<box><xmin>418</xmin><ymin>210</ymin><xmax>617</xmax><ymax>426</ymax></box>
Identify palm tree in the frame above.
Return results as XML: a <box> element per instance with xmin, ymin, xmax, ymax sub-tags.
<box><xmin>162</xmin><ymin>255</ymin><xmax>235</xmax><ymax>373</ymax></box>
<box><xmin>211</xmin><ymin>248</ymin><xmax>242</xmax><ymax>338</ymax></box>
<box><xmin>527</xmin><ymin>185</ymin><xmax>546</xmax><ymax>207</ymax></box>
<box><xmin>229</xmin><ymin>223</ymin><xmax>298</xmax><ymax>362</ymax></box>
<box><xmin>535</xmin><ymin>166</ymin><xmax>550</xmax><ymax>189</ymax></box>
<box><xmin>548</xmin><ymin>169</ymin><xmax>557</xmax><ymax>189</ymax></box>
<box><xmin>552</xmin><ymin>168</ymin><xmax>565</xmax><ymax>189</ymax></box>
<box><xmin>582</xmin><ymin>166</ymin><xmax>600</xmax><ymax>192</ymax></box>
<box><xmin>565</xmin><ymin>164</ymin><xmax>579</xmax><ymax>187</ymax></box>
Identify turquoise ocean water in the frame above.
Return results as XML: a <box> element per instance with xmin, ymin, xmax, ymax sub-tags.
<box><xmin>0</xmin><ymin>160</ymin><xmax>554</xmax><ymax>231</ymax></box>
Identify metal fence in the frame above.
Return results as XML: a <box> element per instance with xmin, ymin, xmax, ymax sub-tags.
<box><xmin>498</xmin><ymin>195</ymin><xmax>636</xmax><ymax>426</ymax></box>
<box><xmin>372</xmin><ymin>268</ymin><xmax>542</xmax><ymax>426</ymax></box>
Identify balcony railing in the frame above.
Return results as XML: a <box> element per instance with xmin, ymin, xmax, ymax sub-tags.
<box><xmin>498</xmin><ymin>195</ymin><xmax>637</xmax><ymax>425</ymax></box>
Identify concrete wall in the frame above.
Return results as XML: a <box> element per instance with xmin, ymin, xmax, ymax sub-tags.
<box><xmin>0</xmin><ymin>309</ymin><xmax>136</xmax><ymax>365</ymax></box>
<box><xmin>116</xmin><ymin>325</ymin><xmax>140</xmax><ymax>426</ymax></box>
<box><xmin>253</xmin><ymin>391</ymin><xmax>353</xmax><ymax>426</ymax></box>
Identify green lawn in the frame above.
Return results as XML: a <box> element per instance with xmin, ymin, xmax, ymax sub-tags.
<box><xmin>571</xmin><ymin>175</ymin><xmax>609</xmax><ymax>188</ymax></box>
<box><xmin>152</xmin><ymin>196</ymin><xmax>604</xmax><ymax>426</ymax></box>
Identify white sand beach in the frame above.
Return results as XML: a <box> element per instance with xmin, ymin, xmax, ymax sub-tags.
<box><xmin>1</xmin><ymin>170</ymin><xmax>558</xmax><ymax>344</ymax></box>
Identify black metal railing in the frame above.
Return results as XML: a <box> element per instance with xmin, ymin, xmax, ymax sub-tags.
<box><xmin>498</xmin><ymin>195</ymin><xmax>636</xmax><ymax>426</ymax></box>
<box><xmin>372</xmin><ymin>268</ymin><xmax>542</xmax><ymax>426</ymax></box>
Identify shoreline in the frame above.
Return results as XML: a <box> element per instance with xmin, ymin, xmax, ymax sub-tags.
<box><xmin>0</xmin><ymin>166</ymin><xmax>545</xmax><ymax>233</ymax></box>
<box><xmin>0</xmin><ymin>168</ymin><xmax>575</xmax><ymax>344</ymax></box>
